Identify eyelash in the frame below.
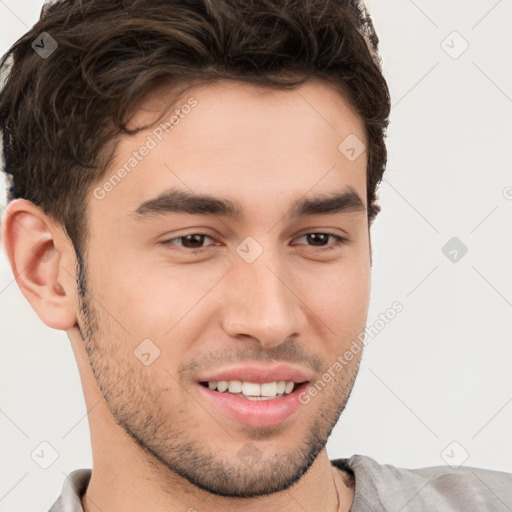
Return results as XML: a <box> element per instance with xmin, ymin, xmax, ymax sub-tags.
<box><xmin>160</xmin><ymin>232</ymin><xmax>348</xmax><ymax>254</ymax></box>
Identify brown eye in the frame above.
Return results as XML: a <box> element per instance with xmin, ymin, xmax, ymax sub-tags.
<box><xmin>161</xmin><ymin>234</ymin><xmax>215</xmax><ymax>252</ymax></box>
<box><xmin>295</xmin><ymin>233</ymin><xmax>347</xmax><ymax>249</ymax></box>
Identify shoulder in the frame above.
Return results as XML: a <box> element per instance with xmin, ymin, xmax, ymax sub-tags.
<box><xmin>331</xmin><ymin>454</ymin><xmax>512</xmax><ymax>511</ymax></box>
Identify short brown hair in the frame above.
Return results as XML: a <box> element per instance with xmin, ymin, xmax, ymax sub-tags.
<box><xmin>0</xmin><ymin>0</ymin><xmax>391</xmax><ymax>260</ymax></box>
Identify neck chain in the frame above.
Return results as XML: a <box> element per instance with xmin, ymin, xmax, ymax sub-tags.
<box><xmin>331</xmin><ymin>466</ymin><xmax>341</xmax><ymax>512</ymax></box>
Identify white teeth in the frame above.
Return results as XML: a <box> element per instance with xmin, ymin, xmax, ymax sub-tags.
<box><xmin>228</xmin><ymin>380</ymin><xmax>243</xmax><ymax>393</ymax></box>
<box><xmin>216</xmin><ymin>380</ymin><xmax>228</xmax><ymax>392</ymax></box>
<box><xmin>204</xmin><ymin>380</ymin><xmax>299</xmax><ymax>398</ymax></box>
<box><xmin>242</xmin><ymin>382</ymin><xmax>260</xmax><ymax>396</ymax></box>
<box><xmin>260</xmin><ymin>382</ymin><xmax>277</xmax><ymax>397</ymax></box>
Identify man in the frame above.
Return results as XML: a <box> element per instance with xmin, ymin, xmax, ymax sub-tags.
<box><xmin>0</xmin><ymin>0</ymin><xmax>510</xmax><ymax>511</ymax></box>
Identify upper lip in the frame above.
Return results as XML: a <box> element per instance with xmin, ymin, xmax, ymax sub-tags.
<box><xmin>197</xmin><ymin>362</ymin><xmax>313</xmax><ymax>384</ymax></box>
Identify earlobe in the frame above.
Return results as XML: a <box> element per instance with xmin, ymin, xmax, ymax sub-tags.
<box><xmin>1</xmin><ymin>199</ymin><xmax>78</xmax><ymax>330</ymax></box>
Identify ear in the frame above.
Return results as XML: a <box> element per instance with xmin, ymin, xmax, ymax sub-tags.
<box><xmin>1</xmin><ymin>198</ymin><xmax>78</xmax><ymax>330</ymax></box>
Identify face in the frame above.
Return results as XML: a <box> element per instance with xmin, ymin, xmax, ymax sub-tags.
<box><xmin>75</xmin><ymin>79</ymin><xmax>371</xmax><ymax>497</ymax></box>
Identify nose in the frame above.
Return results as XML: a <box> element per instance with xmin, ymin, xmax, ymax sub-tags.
<box><xmin>221</xmin><ymin>246</ymin><xmax>307</xmax><ymax>349</ymax></box>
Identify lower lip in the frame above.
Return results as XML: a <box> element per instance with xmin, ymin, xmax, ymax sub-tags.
<box><xmin>197</xmin><ymin>382</ymin><xmax>309</xmax><ymax>427</ymax></box>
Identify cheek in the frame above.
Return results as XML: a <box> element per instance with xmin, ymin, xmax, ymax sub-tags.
<box><xmin>298</xmin><ymin>253</ymin><xmax>371</xmax><ymax>310</ymax></box>
<box><xmin>321</xmin><ymin>278</ymin><xmax>369</xmax><ymax>329</ymax></box>
<box><xmin>292</xmin><ymin>256</ymin><xmax>371</xmax><ymax>347</ymax></box>
<box><xmin>92</xmin><ymin>261</ymin><xmax>227</xmax><ymax>342</ymax></box>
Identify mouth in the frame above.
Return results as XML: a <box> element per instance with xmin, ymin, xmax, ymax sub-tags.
<box><xmin>199</xmin><ymin>379</ymin><xmax>306</xmax><ymax>398</ymax></box>
<box><xmin>196</xmin><ymin>380</ymin><xmax>310</xmax><ymax>427</ymax></box>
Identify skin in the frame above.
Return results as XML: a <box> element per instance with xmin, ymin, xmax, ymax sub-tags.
<box><xmin>2</xmin><ymin>78</ymin><xmax>373</xmax><ymax>512</ymax></box>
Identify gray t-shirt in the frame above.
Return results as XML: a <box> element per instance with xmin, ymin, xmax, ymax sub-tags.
<box><xmin>48</xmin><ymin>454</ymin><xmax>512</xmax><ymax>511</ymax></box>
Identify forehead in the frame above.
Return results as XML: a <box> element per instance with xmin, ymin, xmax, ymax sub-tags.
<box><xmin>132</xmin><ymin>77</ymin><xmax>364</xmax><ymax>144</ymax></box>
<box><xmin>89</xmin><ymin>78</ymin><xmax>367</xmax><ymax>224</ymax></box>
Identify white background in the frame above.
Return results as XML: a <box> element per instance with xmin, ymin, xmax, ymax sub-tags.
<box><xmin>0</xmin><ymin>1</ymin><xmax>511</xmax><ymax>510</ymax></box>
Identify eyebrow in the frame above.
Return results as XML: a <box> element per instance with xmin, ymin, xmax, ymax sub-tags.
<box><xmin>130</xmin><ymin>186</ymin><xmax>366</xmax><ymax>221</ymax></box>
